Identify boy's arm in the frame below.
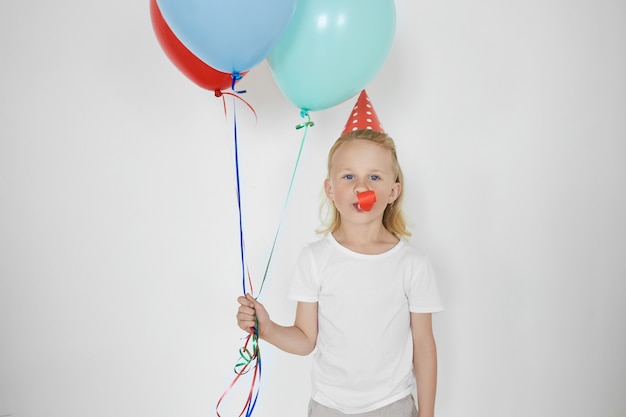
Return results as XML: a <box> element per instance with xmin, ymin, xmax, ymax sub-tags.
<box><xmin>237</xmin><ymin>294</ymin><xmax>318</xmax><ymax>356</ymax></box>
<box><xmin>410</xmin><ymin>312</ymin><xmax>438</xmax><ymax>417</ymax></box>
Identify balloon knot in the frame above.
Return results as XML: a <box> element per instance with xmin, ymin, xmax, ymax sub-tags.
<box><xmin>296</xmin><ymin>109</ymin><xmax>314</xmax><ymax>130</ymax></box>
<box><xmin>214</xmin><ymin>90</ymin><xmax>223</xmax><ymax>97</ymax></box>
<box><xmin>231</xmin><ymin>72</ymin><xmax>247</xmax><ymax>94</ymax></box>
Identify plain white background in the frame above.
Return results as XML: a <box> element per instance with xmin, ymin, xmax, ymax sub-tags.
<box><xmin>1</xmin><ymin>1</ymin><xmax>625</xmax><ymax>416</ymax></box>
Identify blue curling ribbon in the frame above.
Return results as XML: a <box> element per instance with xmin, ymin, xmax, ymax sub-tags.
<box><xmin>232</xmin><ymin>104</ymin><xmax>249</xmax><ymax>298</ymax></box>
<box><xmin>231</xmin><ymin>71</ymin><xmax>247</xmax><ymax>95</ymax></box>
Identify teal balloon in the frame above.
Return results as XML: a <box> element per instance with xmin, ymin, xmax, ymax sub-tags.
<box><xmin>268</xmin><ymin>0</ymin><xmax>396</xmax><ymax>111</ymax></box>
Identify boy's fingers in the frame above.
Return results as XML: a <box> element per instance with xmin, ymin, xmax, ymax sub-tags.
<box><xmin>245</xmin><ymin>293</ymin><xmax>256</xmax><ymax>307</ymax></box>
<box><xmin>237</xmin><ymin>295</ymin><xmax>256</xmax><ymax>309</ymax></box>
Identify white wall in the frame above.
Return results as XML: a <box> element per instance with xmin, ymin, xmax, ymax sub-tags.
<box><xmin>1</xmin><ymin>1</ymin><xmax>625</xmax><ymax>416</ymax></box>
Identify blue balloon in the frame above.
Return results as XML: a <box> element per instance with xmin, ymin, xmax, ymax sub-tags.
<box><xmin>156</xmin><ymin>0</ymin><xmax>297</xmax><ymax>74</ymax></box>
<box><xmin>268</xmin><ymin>0</ymin><xmax>396</xmax><ymax>112</ymax></box>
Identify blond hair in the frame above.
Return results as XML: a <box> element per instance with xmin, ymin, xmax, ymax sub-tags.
<box><xmin>318</xmin><ymin>129</ymin><xmax>411</xmax><ymax>238</ymax></box>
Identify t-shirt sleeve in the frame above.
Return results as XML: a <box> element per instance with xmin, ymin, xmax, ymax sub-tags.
<box><xmin>407</xmin><ymin>255</ymin><xmax>444</xmax><ymax>313</ymax></box>
<box><xmin>287</xmin><ymin>246</ymin><xmax>319</xmax><ymax>302</ymax></box>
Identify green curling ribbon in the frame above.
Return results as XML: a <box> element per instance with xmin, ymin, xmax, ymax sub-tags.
<box><xmin>296</xmin><ymin>109</ymin><xmax>314</xmax><ymax>130</ymax></box>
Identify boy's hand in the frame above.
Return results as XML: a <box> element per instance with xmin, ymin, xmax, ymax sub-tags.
<box><xmin>236</xmin><ymin>294</ymin><xmax>269</xmax><ymax>335</ymax></box>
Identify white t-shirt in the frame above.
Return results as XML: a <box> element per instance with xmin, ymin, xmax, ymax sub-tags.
<box><xmin>287</xmin><ymin>233</ymin><xmax>444</xmax><ymax>414</ymax></box>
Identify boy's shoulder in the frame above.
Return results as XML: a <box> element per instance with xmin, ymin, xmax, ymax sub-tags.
<box><xmin>401</xmin><ymin>239</ymin><xmax>427</xmax><ymax>256</ymax></box>
<box><xmin>302</xmin><ymin>233</ymin><xmax>334</xmax><ymax>255</ymax></box>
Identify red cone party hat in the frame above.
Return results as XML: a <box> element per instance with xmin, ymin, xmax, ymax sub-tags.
<box><xmin>341</xmin><ymin>89</ymin><xmax>385</xmax><ymax>135</ymax></box>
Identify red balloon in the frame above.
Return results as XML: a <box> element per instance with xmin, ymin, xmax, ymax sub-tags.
<box><xmin>149</xmin><ymin>0</ymin><xmax>245</xmax><ymax>92</ymax></box>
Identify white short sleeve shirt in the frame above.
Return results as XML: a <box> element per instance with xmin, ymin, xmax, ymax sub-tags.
<box><xmin>287</xmin><ymin>234</ymin><xmax>444</xmax><ymax>414</ymax></box>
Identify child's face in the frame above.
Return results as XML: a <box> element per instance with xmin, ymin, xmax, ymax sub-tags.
<box><xmin>325</xmin><ymin>139</ymin><xmax>400</xmax><ymax>223</ymax></box>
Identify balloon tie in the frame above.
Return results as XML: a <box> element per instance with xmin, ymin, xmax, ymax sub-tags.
<box><xmin>295</xmin><ymin>109</ymin><xmax>314</xmax><ymax>130</ymax></box>
<box><xmin>231</xmin><ymin>71</ymin><xmax>247</xmax><ymax>94</ymax></box>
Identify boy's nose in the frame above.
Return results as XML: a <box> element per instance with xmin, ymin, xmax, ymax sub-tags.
<box><xmin>354</xmin><ymin>181</ymin><xmax>368</xmax><ymax>193</ymax></box>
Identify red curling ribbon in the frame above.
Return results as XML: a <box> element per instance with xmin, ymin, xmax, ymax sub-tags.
<box><xmin>216</xmin><ymin>330</ymin><xmax>262</xmax><ymax>417</ymax></box>
<box><xmin>216</xmin><ymin>90</ymin><xmax>257</xmax><ymax>123</ymax></box>
<box><xmin>357</xmin><ymin>190</ymin><xmax>376</xmax><ymax>211</ymax></box>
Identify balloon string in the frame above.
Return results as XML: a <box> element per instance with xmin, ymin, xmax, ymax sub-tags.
<box><xmin>215</xmin><ymin>79</ymin><xmax>257</xmax><ymax>295</ymax></box>
<box><xmin>216</xmin><ymin>329</ymin><xmax>262</xmax><ymax>417</ymax></box>
<box><xmin>216</xmin><ymin>103</ymin><xmax>312</xmax><ymax>417</ymax></box>
<box><xmin>216</xmin><ymin>91</ymin><xmax>257</xmax><ymax>123</ymax></box>
<box><xmin>216</xmin><ymin>96</ymin><xmax>261</xmax><ymax>417</ymax></box>
<box><xmin>254</xmin><ymin>110</ymin><xmax>312</xmax><ymax>299</ymax></box>
<box><xmin>232</xmin><ymin>104</ymin><xmax>253</xmax><ymax>297</ymax></box>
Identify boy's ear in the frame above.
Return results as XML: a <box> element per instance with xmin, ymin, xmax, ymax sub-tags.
<box><xmin>324</xmin><ymin>179</ymin><xmax>334</xmax><ymax>200</ymax></box>
<box><xmin>388</xmin><ymin>182</ymin><xmax>401</xmax><ymax>204</ymax></box>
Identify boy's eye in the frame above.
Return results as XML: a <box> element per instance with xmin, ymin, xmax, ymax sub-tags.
<box><xmin>344</xmin><ymin>174</ymin><xmax>354</xmax><ymax>180</ymax></box>
<box><xmin>369</xmin><ymin>175</ymin><xmax>380</xmax><ymax>181</ymax></box>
